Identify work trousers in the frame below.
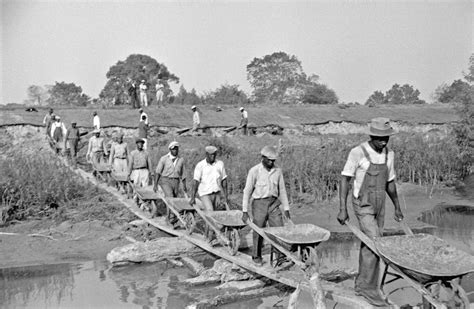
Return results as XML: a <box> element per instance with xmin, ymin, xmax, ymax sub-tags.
<box><xmin>200</xmin><ymin>192</ymin><xmax>222</xmax><ymax>240</ymax></box>
<box><xmin>130</xmin><ymin>169</ymin><xmax>149</xmax><ymax>187</ymax></box>
<box><xmin>112</xmin><ymin>158</ymin><xmax>128</xmax><ymax>174</ymax></box>
<box><xmin>140</xmin><ymin>92</ymin><xmax>148</xmax><ymax>107</ymax></box>
<box><xmin>160</xmin><ymin>177</ymin><xmax>180</xmax><ymax>198</ymax></box>
<box><xmin>251</xmin><ymin>197</ymin><xmax>283</xmax><ymax>258</ymax></box>
<box><xmin>68</xmin><ymin>138</ymin><xmax>79</xmax><ymax>167</ymax></box>
<box><xmin>91</xmin><ymin>151</ymin><xmax>106</xmax><ymax>166</ymax></box>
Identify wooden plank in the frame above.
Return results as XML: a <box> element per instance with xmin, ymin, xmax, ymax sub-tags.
<box><xmin>65</xmin><ymin>158</ymin><xmax>376</xmax><ymax>309</ymax></box>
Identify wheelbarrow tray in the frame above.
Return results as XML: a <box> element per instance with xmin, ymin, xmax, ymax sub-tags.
<box><xmin>375</xmin><ymin>233</ymin><xmax>474</xmax><ymax>282</ymax></box>
<box><xmin>165</xmin><ymin>198</ymin><xmax>195</xmax><ymax>211</ymax></box>
<box><xmin>111</xmin><ymin>172</ymin><xmax>128</xmax><ymax>182</ymax></box>
<box><xmin>263</xmin><ymin>224</ymin><xmax>330</xmax><ymax>245</ymax></box>
<box><xmin>135</xmin><ymin>186</ymin><xmax>161</xmax><ymax>200</ymax></box>
<box><xmin>206</xmin><ymin>210</ymin><xmax>246</xmax><ymax>227</ymax></box>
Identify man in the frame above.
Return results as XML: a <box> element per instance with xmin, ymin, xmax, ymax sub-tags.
<box><xmin>43</xmin><ymin>108</ymin><xmax>54</xmax><ymax>137</ymax></box>
<box><xmin>128</xmin><ymin>138</ymin><xmax>152</xmax><ymax>187</ymax></box>
<box><xmin>241</xmin><ymin>146</ymin><xmax>290</xmax><ymax>265</ymax></box>
<box><xmin>64</xmin><ymin>122</ymin><xmax>86</xmax><ymax>168</ymax></box>
<box><xmin>51</xmin><ymin>116</ymin><xmax>67</xmax><ymax>143</ymax></box>
<box><xmin>139</xmin><ymin>80</ymin><xmax>148</xmax><ymax>107</ymax></box>
<box><xmin>153</xmin><ymin>141</ymin><xmax>187</xmax><ymax>223</ymax></box>
<box><xmin>337</xmin><ymin>117</ymin><xmax>404</xmax><ymax>307</ymax></box>
<box><xmin>155</xmin><ymin>81</ymin><xmax>164</xmax><ymax>105</ymax></box>
<box><xmin>138</xmin><ymin>115</ymin><xmax>149</xmax><ymax>150</ymax></box>
<box><xmin>239</xmin><ymin>107</ymin><xmax>248</xmax><ymax>136</ymax></box>
<box><xmin>86</xmin><ymin>129</ymin><xmax>108</xmax><ymax>167</ymax></box>
<box><xmin>93</xmin><ymin>111</ymin><xmax>100</xmax><ymax>130</ymax></box>
<box><xmin>138</xmin><ymin>108</ymin><xmax>149</xmax><ymax>125</ymax></box>
<box><xmin>191</xmin><ymin>105</ymin><xmax>200</xmax><ymax>133</ymax></box>
<box><xmin>108</xmin><ymin>132</ymin><xmax>128</xmax><ymax>174</ymax></box>
<box><xmin>189</xmin><ymin>146</ymin><xmax>229</xmax><ymax>239</ymax></box>
<box><xmin>128</xmin><ymin>80</ymin><xmax>139</xmax><ymax>109</ymax></box>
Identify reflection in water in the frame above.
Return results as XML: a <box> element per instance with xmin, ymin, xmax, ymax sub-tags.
<box><xmin>1</xmin><ymin>205</ymin><xmax>472</xmax><ymax>308</ymax></box>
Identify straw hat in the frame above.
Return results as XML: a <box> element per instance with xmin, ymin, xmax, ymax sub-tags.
<box><xmin>368</xmin><ymin>117</ymin><xmax>396</xmax><ymax>136</ymax></box>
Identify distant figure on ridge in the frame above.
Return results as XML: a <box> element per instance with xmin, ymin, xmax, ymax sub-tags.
<box><xmin>191</xmin><ymin>105</ymin><xmax>200</xmax><ymax>133</ymax></box>
<box><xmin>239</xmin><ymin>107</ymin><xmax>248</xmax><ymax>136</ymax></box>
<box><xmin>128</xmin><ymin>80</ymin><xmax>139</xmax><ymax>109</ymax></box>
<box><xmin>139</xmin><ymin>80</ymin><xmax>148</xmax><ymax>107</ymax></box>
<box><xmin>155</xmin><ymin>81</ymin><xmax>164</xmax><ymax>106</ymax></box>
<box><xmin>139</xmin><ymin>108</ymin><xmax>149</xmax><ymax>125</ymax></box>
<box><xmin>93</xmin><ymin>111</ymin><xmax>100</xmax><ymax>130</ymax></box>
<box><xmin>64</xmin><ymin>121</ymin><xmax>86</xmax><ymax>168</ymax></box>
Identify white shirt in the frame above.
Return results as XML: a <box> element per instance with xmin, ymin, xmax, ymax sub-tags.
<box><xmin>341</xmin><ymin>141</ymin><xmax>395</xmax><ymax>198</ymax></box>
<box><xmin>93</xmin><ymin>115</ymin><xmax>100</xmax><ymax>129</ymax></box>
<box><xmin>242</xmin><ymin>110</ymin><xmax>248</xmax><ymax>119</ymax></box>
<box><xmin>193</xmin><ymin>111</ymin><xmax>200</xmax><ymax>125</ymax></box>
<box><xmin>139</xmin><ymin>83</ymin><xmax>147</xmax><ymax>92</ymax></box>
<box><xmin>50</xmin><ymin>121</ymin><xmax>67</xmax><ymax>137</ymax></box>
<box><xmin>193</xmin><ymin>159</ymin><xmax>227</xmax><ymax>196</ymax></box>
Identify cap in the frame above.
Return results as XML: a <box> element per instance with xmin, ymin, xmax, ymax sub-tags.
<box><xmin>205</xmin><ymin>146</ymin><xmax>218</xmax><ymax>154</ymax></box>
<box><xmin>135</xmin><ymin>137</ymin><xmax>145</xmax><ymax>144</ymax></box>
<box><xmin>168</xmin><ymin>141</ymin><xmax>179</xmax><ymax>149</ymax></box>
<box><xmin>191</xmin><ymin>105</ymin><xmax>196</xmax><ymax>109</ymax></box>
<box><xmin>93</xmin><ymin>129</ymin><xmax>100</xmax><ymax>134</ymax></box>
<box><xmin>56</xmin><ymin>116</ymin><xmax>61</xmax><ymax>120</ymax></box>
<box><xmin>261</xmin><ymin>146</ymin><xmax>278</xmax><ymax>160</ymax></box>
<box><xmin>239</xmin><ymin>107</ymin><xmax>244</xmax><ymax>111</ymax></box>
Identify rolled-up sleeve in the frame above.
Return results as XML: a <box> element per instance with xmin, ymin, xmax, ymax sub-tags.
<box><xmin>341</xmin><ymin>148</ymin><xmax>358</xmax><ymax>177</ymax></box>
<box><xmin>193</xmin><ymin>162</ymin><xmax>202</xmax><ymax>182</ymax></box>
<box><xmin>220</xmin><ymin>162</ymin><xmax>227</xmax><ymax>180</ymax></box>
<box><xmin>155</xmin><ymin>157</ymin><xmax>164</xmax><ymax>175</ymax></box>
<box><xmin>242</xmin><ymin>168</ymin><xmax>256</xmax><ymax>212</ymax></box>
<box><xmin>278</xmin><ymin>172</ymin><xmax>290</xmax><ymax>211</ymax></box>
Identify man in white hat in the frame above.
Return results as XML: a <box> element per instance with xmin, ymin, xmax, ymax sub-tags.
<box><xmin>128</xmin><ymin>138</ymin><xmax>152</xmax><ymax>188</ymax></box>
<box><xmin>92</xmin><ymin>111</ymin><xmax>100</xmax><ymax>130</ymax></box>
<box><xmin>108</xmin><ymin>132</ymin><xmax>128</xmax><ymax>174</ymax></box>
<box><xmin>86</xmin><ymin>129</ymin><xmax>108</xmax><ymax>167</ymax></box>
<box><xmin>337</xmin><ymin>117</ymin><xmax>404</xmax><ymax>306</ymax></box>
<box><xmin>191</xmin><ymin>105</ymin><xmax>200</xmax><ymax>133</ymax></box>
<box><xmin>241</xmin><ymin>145</ymin><xmax>290</xmax><ymax>265</ymax></box>
<box><xmin>189</xmin><ymin>146</ymin><xmax>229</xmax><ymax>239</ymax></box>
<box><xmin>154</xmin><ymin>141</ymin><xmax>187</xmax><ymax>223</ymax></box>
<box><xmin>139</xmin><ymin>80</ymin><xmax>148</xmax><ymax>107</ymax></box>
<box><xmin>238</xmin><ymin>107</ymin><xmax>248</xmax><ymax>136</ymax></box>
<box><xmin>51</xmin><ymin>116</ymin><xmax>67</xmax><ymax>143</ymax></box>
<box><xmin>138</xmin><ymin>108</ymin><xmax>149</xmax><ymax>125</ymax></box>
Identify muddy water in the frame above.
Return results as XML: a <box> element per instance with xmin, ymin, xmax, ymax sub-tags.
<box><xmin>1</xmin><ymin>206</ymin><xmax>473</xmax><ymax>308</ymax></box>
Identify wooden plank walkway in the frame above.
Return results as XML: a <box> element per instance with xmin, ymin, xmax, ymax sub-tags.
<box><xmin>70</xmin><ymin>164</ymin><xmax>377</xmax><ymax>308</ymax></box>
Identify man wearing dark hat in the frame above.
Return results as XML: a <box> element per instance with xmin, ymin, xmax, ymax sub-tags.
<box><xmin>128</xmin><ymin>80</ymin><xmax>139</xmax><ymax>109</ymax></box>
<box><xmin>138</xmin><ymin>114</ymin><xmax>149</xmax><ymax>150</ymax></box>
<box><xmin>86</xmin><ymin>129</ymin><xmax>108</xmax><ymax>167</ymax></box>
<box><xmin>337</xmin><ymin>117</ymin><xmax>404</xmax><ymax>307</ymax></box>
<box><xmin>241</xmin><ymin>145</ymin><xmax>290</xmax><ymax>265</ymax></box>
<box><xmin>128</xmin><ymin>138</ymin><xmax>152</xmax><ymax>188</ymax></box>
<box><xmin>93</xmin><ymin>111</ymin><xmax>100</xmax><ymax>130</ymax></box>
<box><xmin>191</xmin><ymin>106</ymin><xmax>200</xmax><ymax>133</ymax></box>
<box><xmin>109</xmin><ymin>132</ymin><xmax>128</xmax><ymax>174</ymax></box>
<box><xmin>239</xmin><ymin>107</ymin><xmax>248</xmax><ymax>136</ymax></box>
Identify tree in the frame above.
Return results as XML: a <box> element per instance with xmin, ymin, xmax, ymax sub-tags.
<box><xmin>202</xmin><ymin>84</ymin><xmax>249</xmax><ymax>106</ymax></box>
<box><xmin>301</xmin><ymin>83</ymin><xmax>338</xmax><ymax>105</ymax></box>
<box><xmin>46</xmin><ymin>82</ymin><xmax>90</xmax><ymax>106</ymax></box>
<box><xmin>174</xmin><ymin>85</ymin><xmax>202</xmax><ymax>106</ymax></box>
<box><xmin>247</xmin><ymin>52</ymin><xmax>307</xmax><ymax>104</ymax></box>
<box><xmin>438</xmin><ymin>80</ymin><xmax>472</xmax><ymax>104</ymax></box>
<box><xmin>26</xmin><ymin>85</ymin><xmax>49</xmax><ymax>106</ymax></box>
<box><xmin>100</xmin><ymin>54</ymin><xmax>179</xmax><ymax>105</ymax></box>
<box><xmin>365</xmin><ymin>91</ymin><xmax>385</xmax><ymax>106</ymax></box>
<box><xmin>464</xmin><ymin>53</ymin><xmax>474</xmax><ymax>84</ymax></box>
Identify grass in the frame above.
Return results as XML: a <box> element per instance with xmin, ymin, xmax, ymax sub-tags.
<box><xmin>0</xmin><ymin>104</ymin><xmax>459</xmax><ymax>128</ymax></box>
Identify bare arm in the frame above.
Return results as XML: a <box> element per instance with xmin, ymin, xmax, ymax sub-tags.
<box><xmin>337</xmin><ymin>175</ymin><xmax>352</xmax><ymax>224</ymax></box>
<box><xmin>189</xmin><ymin>179</ymin><xmax>199</xmax><ymax>205</ymax></box>
<box><xmin>386</xmin><ymin>180</ymin><xmax>404</xmax><ymax>221</ymax></box>
<box><xmin>109</xmin><ymin>145</ymin><xmax>115</xmax><ymax>165</ymax></box>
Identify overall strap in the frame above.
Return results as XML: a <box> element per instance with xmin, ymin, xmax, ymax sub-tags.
<box><xmin>360</xmin><ymin>145</ymin><xmax>372</xmax><ymax>164</ymax></box>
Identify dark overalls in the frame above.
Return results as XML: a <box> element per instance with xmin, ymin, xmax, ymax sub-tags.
<box><xmin>353</xmin><ymin>145</ymin><xmax>388</xmax><ymax>293</ymax></box>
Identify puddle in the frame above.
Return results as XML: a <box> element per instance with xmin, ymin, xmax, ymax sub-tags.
<box><xmin>1</xmin><ymin>205</ymin><xmax>473</xmax><ymax>308</ymax></box>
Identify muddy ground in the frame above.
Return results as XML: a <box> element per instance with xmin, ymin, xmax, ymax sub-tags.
<box><xmin>0</xmin><ymin>125</ymin><xmax>472</xmax><ymax>269</ymax></box>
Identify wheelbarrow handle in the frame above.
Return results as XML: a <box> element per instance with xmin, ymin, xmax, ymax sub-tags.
<box><xmin>399</xmin><ymin>220</ymin><xmax>414</xmax><ymax>236</ymax></box>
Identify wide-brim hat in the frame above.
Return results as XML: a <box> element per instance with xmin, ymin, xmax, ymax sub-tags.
<box><xmin>93</xmin><ymin>129</ymin><xmax>100</xmax><ymax>134</ymax></box>
<box><xmin>205</xmin><ymin>145</ymin><xmax>218</xmax><ymax>154</ymax></box>
<box><xmin>168</xmin><ymin>141</ymin><xmax>179</xmax><ymax>149</ymax></box>
<box><xmin>239</xmin><ymin>107</ymin><xmax>244</xmax><ymax>111</ymax></box>
<box><xmin>191</xmin><ymin>105</ymin><xmax>196</xmax><ymax>110</ymax></box>
<box><xmin>261</xmin><ymin>146</ymin><xmax>278</xmax><ymax>160</ymax></box>
<box><xmin>135</xmin><ymin>138</ymin><xmax>145</xmax><ymax>144</ymax></box>
<box><xmin>368</xmin><ymin>117</ymin><xmax>396</xmax><ymax>136</ymax></box>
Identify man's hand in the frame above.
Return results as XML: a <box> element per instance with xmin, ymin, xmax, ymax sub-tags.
<box><xmin>153</xmin><ymin>185</ymin><xmax>158</xmax><ymax>193</ymax></box>
<box><xmin>394</xmin><ymin>208</ymin><xmax>404</xmax><ymax>222</ymax></box>
<box><xmin>189</xmin><ymin>197</ymin><xmax>195</xmax><ymax>207</ymax></box>
<box><xmin>337</xmin><ymin>209</ymin><xmax>349</xmax><ymax>225</ymax></box>
<box><xmin>241</xmin><ymin>211</ymin><xmax>249</xmax><ymax>223</ymax></box>
<box><xmin>284</xmin><ymin>210</ymin><xmax>291</xmax><ymax>220</ymax></box>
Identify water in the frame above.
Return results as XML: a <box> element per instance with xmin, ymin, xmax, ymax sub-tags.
<box><xmin>1</xmin><ymin>205</ymin><xmax>473</xmax><ymax>308</ymax></box>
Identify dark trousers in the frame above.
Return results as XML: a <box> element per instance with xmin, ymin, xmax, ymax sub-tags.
<box><xmin>160</xmin><ymin>177</ymin><xmax>180</xmax><ymax>197</ymax></box>
<box><xmin>251</xmin><ymin>197</ymin><xmax>283</xmax><ymax>258</ymax></box>
<box><xmin>68</xmin><ymin>138</ymin><xmax>79</xmax><ymax>167</ymax></box>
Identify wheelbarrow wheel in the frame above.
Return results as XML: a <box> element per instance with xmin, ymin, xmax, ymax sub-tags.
<box><xmin>227</xmin><ymin>228</ymin><xmax>240</xmax><ymax>256</ymax></box>
<box><xmin>183</xmin><ymin>211</ymin><xmax>196</xmax><ymax>234</ymax></box>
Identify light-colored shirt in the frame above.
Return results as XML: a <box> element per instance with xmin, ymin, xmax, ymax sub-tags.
<box><xmin>138</xmin><ymin>121</ymin><xmax>148</xmax><ymax>138</ymax></box>
<box><xmin>139</xmin><ymin>83</ymin><xmax>147</xmax><ymax>92</ymax></box>
<box><xmin>240</xmin><ymin>110</ymin><xmax>248</xmax><ymax>126</ymax></box>
<box><xmin>128</xmin><ymin>149</ymin><xmax>151</xmax><ymax>173</ymax></box>
<box><xmin>156</xmin><ymin>153</ymin><xmax>185</xmax><ymax>179</ymax></box>
<box><xmin>50</xmin><ymin>121</ymin><xmax>67</xmax><ymax>137</ymax></box>
<box><xmin>109</xmin><ymin>142</ymin><xmax>128</xmax><ymax>164</ymax></box>
<box><xmin>43</xmin><ymin>113</ymin><xmax>52</xmax><ymax>125</ymax></box>
<box><xmin>242</xmin><ymin>163</ymin><xmax>290</xmax><ymax>212</ymax></box>
<box><xmin>341</xmin><ymin>141</ymin><xmax>395</xmax><ymax>198</ymax></box>
<box><xmin>93</xmin><ymin>115</ymin><xmax>100</xmax><ymax>129</ymax></box>
<box><xmin>87</xmin><ymin>136</ymin><xmax>107</xmax><ymax>155</ymax></box>
<box><xmin>193</xmin><ymin>159</ymin><xmax>227</xmax><ymax>196</ymax></box>
<box><xmin>193</xmin><ymin>111</ymin><xmax>200</xmax><ymax>126</ymax></box>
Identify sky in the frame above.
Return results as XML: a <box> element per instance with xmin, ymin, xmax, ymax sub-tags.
<box><xmin>1</xmin><ymin>0</ymin><xmax>472</xmax><ymax>105</ymax></box>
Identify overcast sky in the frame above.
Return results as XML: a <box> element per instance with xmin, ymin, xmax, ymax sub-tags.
<box><xmin>1</xmin><ymin>0</ymin><xmax>472</xmax><ymax>105</ymax></box>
